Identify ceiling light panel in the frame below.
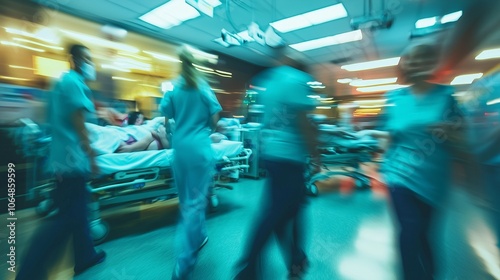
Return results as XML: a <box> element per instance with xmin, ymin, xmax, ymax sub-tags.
<box><xmin>356</xmin><ymin>84</ymin><xmax>409</xmax><ymax>93</ymax></box>
<box><xmin>415</xmin><ymin>17</ymin><xmax>437</xmax><ymax>29</ymax></box>
<box><xmin>139</xmin><ymin>0</ymin><xmax>200</xmax><ymax>30</ymax></box>
<box><xmin>441</xmin><ymin>11</ymin><xmax>463</xmax><ymax>24</ymax></box>
<box><xmin>476</xmin><ymin>48</ymin><xmax>500</xmax><ymax>60</ymax></box>
<box><xmin>341</xmin><ymin>57</ymin><xmax>400</xmax><ymax>71</ymax></box>
<box><xmin>289</xmin><ymin>30</ymin><xmax>362</xmax><ymax>52</ymax></box>
<box><xmin>450</xmin><ymin>73</ymin><xmax>483</xmax><ymax>85</ymax></box>
<box><xmin>270</xmin><ymin>3</ymin><xmax>348</xmax><ymax>33</ymax></box>
<box><xmin>349</xmin><ymin>77</ymin><xmax>398</xmax><ymax>87</ymax></box>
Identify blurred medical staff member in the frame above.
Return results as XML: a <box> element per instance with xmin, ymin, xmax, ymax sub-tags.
<box><xmin>235</xmin><ymin>47</ymin><xmax>320</xmax><ymax>280</ymax></box>
<box><xmin>16</xmin><ymin>44</ymin><xmax>105</xmax><ymax>280</ymax></box>
<box><xmin>462</xmin><ymin>69</ymin><xmax>500</xmax><ymax>248</ymax></box>
<box><xmin>160</xmin><ymin>46</ymin><xmax>221</xmax><ymax>280</ymax></box>
<box><xmin>365</xmin><ymin>43</ymin><xmax>464</xmax><ymax>280</ymax></box>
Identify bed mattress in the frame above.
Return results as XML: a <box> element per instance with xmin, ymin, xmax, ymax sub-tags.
<box><xmin>96</xmin><ymin>140</ymin><xmax>244</xmax><ymax>175</ymax></box>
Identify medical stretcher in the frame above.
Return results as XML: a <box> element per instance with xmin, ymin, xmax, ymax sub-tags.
<box><xmin>306</xmin><ymin>126</ymin><xmax>382</xmax><ymax>196</ymax></box>
<box><xmin>17</xmin><ymin>119</ymin><xmax>252</xmax><ymax>244</ymax></box>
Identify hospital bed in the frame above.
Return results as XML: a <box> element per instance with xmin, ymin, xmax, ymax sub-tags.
<box><xmin>306</xmin><ymin>125</ymin><xmax>381</xmax><ymax>196</ymax></box>
<box><xmin>17</xmin><ymin>119</ymin><xmax>252</xmax><ymax>244</ymax></box>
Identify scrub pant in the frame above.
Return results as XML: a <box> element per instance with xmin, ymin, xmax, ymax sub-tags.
<box><xmin>235</xmin><ymin>159</ymin><xmax>308</xmax><ymax>280</ymax></box>
<box><xmin>171</xmin><ymin>147</ymin><xmax>214</xmax><ymax>279</ymax></box>
<box><xmin>16</xmin><ymin>174</ymin><xmax>98</xmax><ymax>280</ymax></box>
<box><xmin>389</xmin><ymin>187</ymin><xmax>436</xmax><ymax>280</ymax></box>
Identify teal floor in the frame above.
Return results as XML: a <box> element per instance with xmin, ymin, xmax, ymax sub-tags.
<box><xmin>2</xmin><ymin>177</ymin><xmax>499</xmax><ymax>280</ymax></box>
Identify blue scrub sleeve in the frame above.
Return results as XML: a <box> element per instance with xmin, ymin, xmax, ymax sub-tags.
<box><xmin>63</xmin><ymin>80</ymin><xmax>95</xmax><ymax>114</ymax></box>
<box><xmin>160</xmin><ymin>91</ymin><xmax>175</xmax><ymax>119</ymax></box>
<box><xmin>204</xmin><ymin>87</ymin><xmax>222</xmax><ymax>116</ymax></box>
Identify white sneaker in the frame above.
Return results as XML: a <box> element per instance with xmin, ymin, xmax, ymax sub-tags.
<box><xmin>198</xmin><ymin>236</ymin><xmax>209</xmax><ymax>251</ymax></box>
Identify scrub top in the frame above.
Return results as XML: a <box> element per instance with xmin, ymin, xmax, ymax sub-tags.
<box><xmin>259</xmin><ymin>66</ymin><xmax>317</xmax><ymax>163</ymax></box>
<box><xmin>48</xmin><ymin>70</ymin><xmax>95</xmax><ymax>176</ymax></box>
<box><xmin>381</xmin><ymin>85</ymin><xmax>461</xmax><ymax>204</ymax></box>
<box><xmin>160</xmin><ymin>77</ymin><xmax>222</xmax><ymax>162</ymax></box>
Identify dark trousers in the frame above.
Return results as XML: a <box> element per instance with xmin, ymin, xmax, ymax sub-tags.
<box><xmin>236</xmin><ymin>159</ymin><xmax>308</xmax><ymax>279</ymax></box>
<box><xmin>16</xmin><ymin>174</ymin><xmax>97</xmax><ymax>280</ymax></box>
<box><xmin>389</xmin><ymin>187</ymin><xmax>436</xmax><ymax>280</ymax></box>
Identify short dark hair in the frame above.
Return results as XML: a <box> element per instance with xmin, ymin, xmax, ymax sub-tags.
<box><xmin>69</xmin><ymin>44</ymin><xmax>88</xmax><ymax>59</ymax></box>
<box><xmin>128</xmin><ymin>111</ymin><xmax>143</xmax><ymax>125</ymax></box>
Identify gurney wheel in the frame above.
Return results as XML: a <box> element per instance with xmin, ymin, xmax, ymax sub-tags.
<box><xmin>90</xmin><ymin>220</ymin><xmax>109</xmax><ymax>245</ymax></box>
<box><xmin>36</xmin><ymin>199</ymin><xmax>56</xmax><ymax>217</ymax></box>
<box><xmin>307</xmin><ymin>183</ymin><xmax>319</xmax><ymax>197</ymax></box>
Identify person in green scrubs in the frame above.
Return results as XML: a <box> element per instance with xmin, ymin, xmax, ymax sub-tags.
<box><xmin>366</xmin><ymin>43</ymin><xmax>463</xmax><ymax>280</ymax></box>
<box><xmin>160</xmin><ymin>46</ymin><xmax>222</xmax><ymax>280</ymax></box>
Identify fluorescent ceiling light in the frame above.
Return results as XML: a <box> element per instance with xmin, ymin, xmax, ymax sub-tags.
<box><xmin>186</xmin><ymin>45</ymin><xmax>218</xmax><ymax>63</ymax></box>
<box><xmin>60</xmin><ymin>30</ymin><xmax>139</xmax><ymax>53</ymax></box>
<box><xmin>1</xmin><ymin>41</ymin><xmax>45</xmax><ymax>52</ymax></box>
<box><xmin>118</xmin><ymin>52</ymin><xmax>151</xmax><ymax>61</ymax></box>
<box><xmin>270</xmin><ymin>3</ymin><xmax>348</xmax><ymax>33</ymax></box>
<box><xmin>290</xmin><ymin>30</ymin><xmax>362</xmax><ymax>52</ymax></box>
<box><xmin>415</xmin><ymin>17</ymin><xmax>437</xmax><ymax>29</ymax></box>
<box><xmin>4</xmin><ymin>27</ymin><xmax>60</xmax><ymax>44</ymax></box>
<box><xmin>316</xmin><ymin>106</ymin><xmax>332</xmax><ymax>109</ymax></box>
<box><xmin>13</xmin><ymin>38</ymin><xmax>63</xmax><ymax>50</ymax></box>
<box><xmin>349</xmin><ymin>77</ymin><xmax>398</xmax><ymax>87</ymax></box>
<box><xmin>9</xmin><ymin>65</ymin><xmax>35</xmax><ymax>70</ymax></box>
<box><xmin>0</xmin><ymin>75</ymin><xmax>31</xmax><ymax>81</ymax></box>
<box><xmin>337</xmin><ymin>78</ymin><xmax>354</xmax><ymax>84</ymax></box>
<box><xmin>112</xmin><ymin>76</ymin><xmax>137</xmax><ymax>82</ymax></box>
<box><xmin>356</xmin><ymin>84</ymin><xmax>409</xmax><ymax>93</ymax></box>
<box><xmin>487</xmin><ymin>98</ymin><xmax>500</xmax><ymax>106</ymax></box>
<box><xmin>450</xmin><ymin>73</ymin><xmax>483</xmax><ymax>85</ymax></box>
<box><xmin>341</xmin><ymin>57</ymin><xmax>400</xmax><ymax>71</ymax></box>
<box><xmin>476</xmin><ymin>48</ymin><xmax>500</xmax><ymax>60</ymax></box>
<box><xmin>307</xmin><ymin>95</ymin><xmax>321</xmax><ymax>99</ymax></box>
<box><xmin>140</xmin><ymin>0</ymin><xmax>200</xmax><ymax>29</ymax></box>
<box><xmin>143</xmin><ymin>51</ymin><xmax>181</xmax><ymax>62</ymax></box>
<box><xmin>215</xmin><ymin>70</ymin><xmax>232</xmax><ymax>75</ymax></box>
<box><xmin>307</xmin><ymin>81</ymin><xmax>323</xmax><ymax>86</ymax></box>
<box><xmin>101</xmin><ymin>64</ymin><xmax>131</xmax><ymax>72</ymax></box>
<box><xmin>354</xmin><ymin>99</ymin><xmax>388</xmax><ymax>104</ymax></box>
<box><xmin>139</xmin><ymin>84</ymin><xmax>160</xmax><ymax>89</ymax></box>
<box><xmin>441</xmin><ymin>11</ymin><xmax>463</xmax><ymax>24</ymax></box>
<box><xmin>114</xmin><ymin>57</ymin><xmax>152</xmax><ymax>71</ymax></box>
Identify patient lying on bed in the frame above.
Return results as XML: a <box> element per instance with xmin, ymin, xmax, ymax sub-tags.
<box><xmin>86</xmin><ymin>121</ymin><xmax>170</xmax><ymax>155</ymax></box>
<box><xmin>87</xmin><ymin>117</ymin><xmax>226</xmax><ymax>155</ymax></box>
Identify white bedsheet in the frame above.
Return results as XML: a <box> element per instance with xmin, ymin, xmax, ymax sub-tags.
<box><xmin>96</xmin><ymin>140</ymin><xmax>244</xmax><ymax>175</ymax></box>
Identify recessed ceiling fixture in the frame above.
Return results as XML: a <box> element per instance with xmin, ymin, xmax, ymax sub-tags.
<box><xmin>140</xmin><ymin>0</ymin><xmax>200</xmax><ymax>30</ymax></box>
<box><xmin>289</xmin><ymin>30</ymin><xmax>362</xmax><ymax>52</ymax></box>
<box><xmin>270</xmin><ymin>3</ymin><xmax>348</xmax><ymax>33</ymax></box>
<box><xmin>341</xmin><ymin>57</ymin><xmax>400</xmax><ymax>71</ymax></box>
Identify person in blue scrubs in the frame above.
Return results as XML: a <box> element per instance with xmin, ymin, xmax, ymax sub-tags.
<box><xmin>366</xmin><ymin>43</ymin><xmax>464</xmax><ymax>280</ymax></box>
<box><xmin>160</xmin><ymin>46</ymin><xmax>222</xmax><ymax>280</ymax></box>
<box><xmin>16</xmin><ymin>44</ymin><xmax>105</xmax><ymax>280</ymax></box>
<box><xmin>234</xmin><ymin>49</ymin><xmax>320</xmax><ymax>280</ymax></box>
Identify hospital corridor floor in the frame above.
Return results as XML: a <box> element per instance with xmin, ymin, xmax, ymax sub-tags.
<box><xmin>2</xmin><ymin>178</ymin><xmax>500</xmax><ymax>280</ymax></box>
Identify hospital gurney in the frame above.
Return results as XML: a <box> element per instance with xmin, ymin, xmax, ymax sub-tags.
<box><xmin>17</xmin><ymin>120</ymin><xmax>252</xmax><ymax>244</ymax></box>
<box><xmin>306</xmin><ymin>126</ymin><xmax>381</xmax><ymax>196</ymax></box>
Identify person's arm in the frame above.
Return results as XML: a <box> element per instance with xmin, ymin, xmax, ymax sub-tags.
<box><xmin>72</xmin><ymin>109</ymin><xmax>99</xmax><ymax>175</ymax></box>
<box><xmin>297</xmin><ymin>111</ymin><xmax>320</xmax><ymax>164</ymax></box>
<box><xmin>210</xmin><ymin>112</ymin><xmax>220</xmax><ymax>133</ymax></box>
